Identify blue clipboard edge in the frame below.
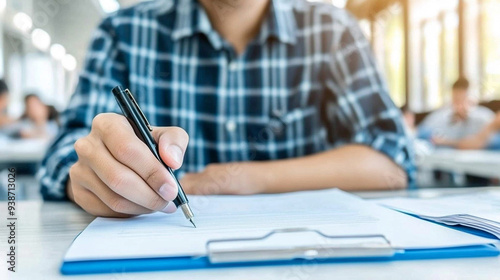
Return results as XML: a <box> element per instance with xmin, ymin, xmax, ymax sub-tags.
<box><xmin>60</xmin><ymin>244</ymin><xmax>499</xmax><ymax>275</ymax></box>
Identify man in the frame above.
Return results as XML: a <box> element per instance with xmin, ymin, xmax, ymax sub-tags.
<box><xmin>419</xmin><ymin>77</ymin><xmax>495</xmax><ymax>144</ymax></box>
<box><xmin>432</xmin><ymin>112</ymin><xmax>500</xmax><ymax>150</ymax></box>
<box><xmin>39</xmin><ymin>0</ymin><xmax>414</xmax><ymax>217</ymax></box>
<box><xmin>0</xmin><ymin>79</ymin><xmax>12</xmax><ymax>127</ymax></box>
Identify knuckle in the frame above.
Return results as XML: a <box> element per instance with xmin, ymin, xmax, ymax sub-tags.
<box><xmin>91</xmin><ymin>114</ymin><xmax>107</xmax><ymax>130</ymax></box>
<box><xmin>92</xmin><ymin>113</ymin><xmax>116</xmax><ymax>132</ymax></box>
<box><xmin>74</xmin><ymin>138</ymin><xmax>91</xmax><ymax>158</ymax></box>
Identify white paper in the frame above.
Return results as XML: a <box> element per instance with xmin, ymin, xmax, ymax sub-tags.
<box><xmin>64</xmin><ymin>189</ymin><xmax>497</xmax><ymax>262</ymax></box>
<box><xmin>376</xmin><ymin>191</ymin><xmax>500</xmax><ymax>238</ymax></box>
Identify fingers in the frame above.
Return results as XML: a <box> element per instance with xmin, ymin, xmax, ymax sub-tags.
<box><xmin>74</xmin><ymin>140</ymin><xmax>169</xmax><ymax>211</ymax></box>
<box><xmin>69</xmin><ymin>113</ymin><xmax>191</xmax><ymax>217</ymax></box>
<box><xmin>162</xmin><ymin>202</ymin><xmax>178</xmax><ymax>213</ymax></box>
<box><xmin>152</xmin><ymin>126</ymin><xmax>189</xmax><ymax>170</ymax></box>
<box><xmin>69</xmin><ymin>162</ymin><xmax>155</xmax><ymax>216</ymax></box>
<box><xmin>91</xmin><ymin>113</ymin><xmax>178</xmax><ymax>202</ymax></box>
<box><xmin>73</xmin><ymin>185</ymin><xmax>131</xmax><ymax>218</ymax></box>
<box><xmin>69</xmin><ymin>166</ymin><xmax>137</xmax><ymax>218</ymax></box>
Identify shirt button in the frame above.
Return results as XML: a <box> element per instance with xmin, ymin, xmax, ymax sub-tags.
<box><xmin>229</xmin><ymin>61</ymin><xmax>238</xmax><ymax>71</ymax></box>
<box><xmin>226</xmin><ymin>120</ymin><xmax>237</xmax><ymax>132</ymax></box>
<box><xmin>269</xmin><ymin>119</ymin><xmax>284</xmax><ymax>136</ymax></box>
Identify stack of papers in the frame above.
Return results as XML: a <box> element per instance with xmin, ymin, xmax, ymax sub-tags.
<box><xmin>64</xmin><ymin>189</ymin><xmax>496</xmax><ymax>262</ymax></box>
<box><xmin>61</xmin><ymin>189</ymin><xmax>500</xmax><ymax>274</ymax></box>
<box><xmin>376</xmin><ymin>191</ymin><xmax>500</xmax><ymax>238</ymax></box>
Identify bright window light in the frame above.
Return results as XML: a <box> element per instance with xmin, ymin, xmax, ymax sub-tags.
<box><xmin>331</xmin><ymin>0</ymin><xmax>347</xmax><ymax>8</ymax></box>
<box><xmin>50</xmin><ymin>44</ymin><xmax>66</xmax><ymax>60</ymax></box>
<box><xmin>13</xmin><ymin>12</ymin><xmax>33</xmax><ymax>33</ymax></box>
<box><xmin>0</xmin><ymin>0</ymin><xmax>6</xmax><ymax>13</ymax></box>
<box><xmin>307</xmin><ymin>0</ymin><xmax>346</xmax><ymax>8</ymax></box>
<box><xmin>62</xmin><ymin>54</ymin><xmax>77</xmax><ymax>71</ymax></box>
<box><xmin>99</xmin><ymin>0</ymin><xmax>120</xmax><ymax>14</ymax></box>
<box><xmin>31</xmin><ymin>29</ymin><xmax>51</xmax><ymax>51</ymax></box>
<box><xmin>444</xmin><ymin>13</ymin><xmax>459</xmax><ymax>28</ymax></box>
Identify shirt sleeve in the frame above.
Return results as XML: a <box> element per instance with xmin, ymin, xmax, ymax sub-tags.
<box><xmin>324</xmin><ymin>14</ymin><xmax>416</xmax><ymax>186</ymax></box>
<box><xmin>476</xmin><ymin>107</ymin><xmax>496</xmax><ymax>125</ymax></box>
<box><xmin>37</xmin><ymin>17</ymin><xmax>128</xmax><ymax>200</ymax></box>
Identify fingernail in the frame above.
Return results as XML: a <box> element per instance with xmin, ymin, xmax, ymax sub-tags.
<box><xmin>161</xmin><ymin>202</ymin><xmax>177</xmax><ymax>213</ymax></box>
<box><xmin>159</xmin><ymin>183</ymin><xmax>176</xmax><ymax>201</ymax></box>
<box><xmin>166</xmin><ymin>145</ymin><xmax>183</xmax><ymax>165</ymax></box>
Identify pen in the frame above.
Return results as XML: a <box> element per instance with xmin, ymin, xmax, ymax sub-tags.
<box><xmin>111</xmin><ymin>86</ymin><xmax>196</xmax><ymax>228</ymax></box>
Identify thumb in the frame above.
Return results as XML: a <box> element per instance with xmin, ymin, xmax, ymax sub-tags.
<box><xmin>151</xmin><ymin>126</ymin><xmax>189</xmax><ymax>170</ymax></box>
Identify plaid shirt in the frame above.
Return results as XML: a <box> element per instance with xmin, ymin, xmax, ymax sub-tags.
<box><xmin>39</xmin><ymin>0</ymin><xmax>415</xmax><ymax>200</ymax></box>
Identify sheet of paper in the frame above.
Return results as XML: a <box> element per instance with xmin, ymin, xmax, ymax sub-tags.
<box><xmin>64</xmin><ymin>189</ymin><xmax>497</xmax><ymax>262</ymax></box>
<box><xmin>376</xmin><ymin>191</ymin><xmax>500</xmax><ymax>222</ymax></box>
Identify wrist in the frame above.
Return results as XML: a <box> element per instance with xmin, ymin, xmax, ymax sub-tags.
<box><xmin>244</xmin><ymin>161</ymin><xmax>276</xmax><ymax>194</ymax></box>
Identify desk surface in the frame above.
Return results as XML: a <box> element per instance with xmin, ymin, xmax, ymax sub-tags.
<box><xmin>418</xmin><ymin>150</ymin><xmax>500</xmax><ymax>179</ymax></box>
<box><xmin>2</xmin><ymin>188</ymin><xmax>500</xmax><ymax>280</ymax></box>
<box><xmin>0</xmin><ymin>138</ymin><xmax>49</xmax><ymax>163</ymax></box>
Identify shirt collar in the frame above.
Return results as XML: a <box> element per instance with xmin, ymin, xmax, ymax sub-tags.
<box><xmin>257</xmin><ymin>0</ymin><xmax>297</xmax><ymax>45</ymax></box>
<box><xmin>170</xmin><ymin>0</ymin><xmax>297</xmax><ymax>48</ymax></box>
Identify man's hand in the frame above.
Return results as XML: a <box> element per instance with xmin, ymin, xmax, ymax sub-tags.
<box><xmin>180</xmin><ymin>162</ymin><xmax>267</xmax><ymax>195</ymax></box>
<box><xmin>67</xmin><ymin>113</ymin><xmax>189</xmax><ymax>217</ymax></box>
<box><xmin>431</xmin><ymin>136</ymin><xmax>457</xmax><ymax>147</ymax></box>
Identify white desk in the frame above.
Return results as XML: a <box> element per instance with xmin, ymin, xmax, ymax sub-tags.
<box><xmin>0</xmin><ymin>139</ymin><xmax>49</xmax><ymax>164</ymax></box>
<box><xmin>418</xmin><ymin>150</ymin><xmax>500</xmax><ymax>179</ymax></box>
<box><xmin>2</xmin><ymin>188</ymin><xmax>500</xmax><ymax>280</ymax></box>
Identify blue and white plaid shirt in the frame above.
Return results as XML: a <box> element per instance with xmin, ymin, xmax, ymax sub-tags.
<box><xmin>39</xmin><ymin>0</ymin><xmax>415</xmax><ymax>200</ymax></box>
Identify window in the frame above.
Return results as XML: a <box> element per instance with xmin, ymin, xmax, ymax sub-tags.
<box><xmin>441</xmin><ymin>12</ymin><xmax>459</xmax><ymax>101</ymax></box>
<box><xmin>383</xmin><ymin>6</ymin><xmax>406</xmax><ymax>107</ymax></box>
<box><xmin>371</xmin><ymin>5</ymin><xmax>406</xmax><ymax>107</ymax></box>
<box><xmin>422</xmin><ymin>19</ymin><xmax>442</xmax><ymax>109</ymax></box>
<box><xmin>480</xmin><ymin>0</ymin><xmax>500</xmax><ymax>99</ymax></box>
<box><xmin>420</xmin><ymin>1</ymin><xmax>459</xmax><ymax>110</ymax></box>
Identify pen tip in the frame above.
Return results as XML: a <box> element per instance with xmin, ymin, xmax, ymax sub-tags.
<box><xmin>190</xmin><ymin>219</ymin><xmax>197</xmax><ymax>228</ymax></box>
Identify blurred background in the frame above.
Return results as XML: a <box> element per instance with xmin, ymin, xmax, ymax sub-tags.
<box><xmin>0</xmin><ymin>0</ymin><xmax>499</xmax><ymax>200</ymax></box>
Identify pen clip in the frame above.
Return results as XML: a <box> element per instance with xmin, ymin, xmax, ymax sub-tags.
<box><xmin>125</xmin><ymin>89</ymin><xmax>153</xmax><ymax>132</ymax></box>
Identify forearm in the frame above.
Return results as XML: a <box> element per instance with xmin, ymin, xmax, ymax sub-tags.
<box><xmin>454</xmin><ymin>125</ymin><xmax>496</xmax><ymax>150</ymax></box>
<box><xmin>254</xmin><ymin>145</ymin><xmax>408</xmax><ymax>193</ymax></box>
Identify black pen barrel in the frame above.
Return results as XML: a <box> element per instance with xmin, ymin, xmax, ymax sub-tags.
<box><xmin>111</xmin><ymin>86</ymin><xmax>194</xmax><ymax>225</ymax></box>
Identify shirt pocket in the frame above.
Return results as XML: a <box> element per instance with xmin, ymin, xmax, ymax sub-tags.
<box><xmin>271</xmin><ymin>106</ymin><xmax>318</xmax><ymax>141</ymax></box>
<box><xmin>246</xmin><ymin>106</ymin><xmax>321</xmax><ymax>159</ymax></box>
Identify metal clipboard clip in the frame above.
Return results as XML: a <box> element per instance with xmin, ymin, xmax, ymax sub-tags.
<box><xmin>206</xmin><ymin>228</ymin><xmax>397</xmax><ymax>264</ymax></box>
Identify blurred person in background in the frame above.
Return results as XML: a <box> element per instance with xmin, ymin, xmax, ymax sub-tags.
<box><xmin>401</xmin><ymin>105</ymin><xmax>417</xmax><ymax>134</ymax></box>
<box><xmin>17</xmin><ymin>94</ymin><xmax>59</xmax><ymax>140</ymax></box>
<box><xmin>401</xmin><ymin>105</ymin><xmax>432</xmax><ymax>160</ymax></box>
<box><xmin>0</xmin><ymin>79</ymin><xmax>13</xmax><ymax>128</ymax></box>
<box><xmin>432</xmin><ymin>112</ymin><xmax>500</xmax><ymax>150</ymax></box>
<box><xmin>418</xmin><ymin>77</ymin><xmax>495</xmax><ymax>146</ymax></box>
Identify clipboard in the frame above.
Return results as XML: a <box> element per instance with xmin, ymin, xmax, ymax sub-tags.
<box><xmin>60</xmin><ymin>227</ymin><xmax>499</xmax><ymax>275</ymax></box>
